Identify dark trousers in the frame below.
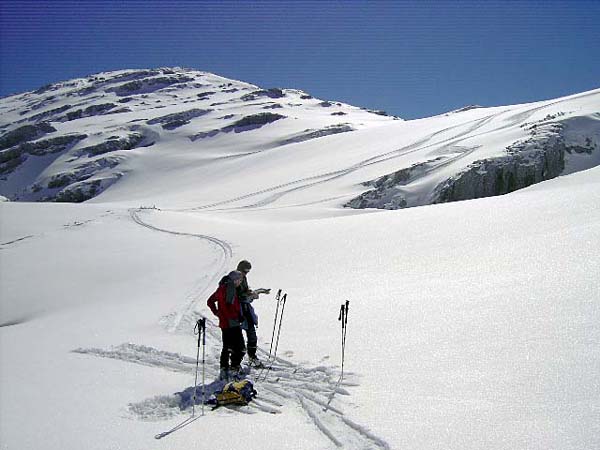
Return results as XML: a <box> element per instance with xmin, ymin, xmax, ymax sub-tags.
<box><xmin>245</xmin><ymin>323</ymin><xmax>257</xmax><ymax>358</ymax></box>
<box><xmin>242</xmin><ymin>306</ymin><xmax>257</xmax><ymax>358</ymax></box>
<box><xmin>220</xmin><ymin>327</ymin><xmax>246</xmax><ymax>369</ymax></box>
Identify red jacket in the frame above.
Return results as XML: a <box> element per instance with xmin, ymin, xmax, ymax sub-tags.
<box><xmin>207</xmin><ymin>278</ymin><xmax>242</xmax><ymax>329</ymax></box>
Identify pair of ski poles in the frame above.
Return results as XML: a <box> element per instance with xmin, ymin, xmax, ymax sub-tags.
<box><xmin>324</xmin><ymin>300</ymin><xmax>349</xmax><ymax>411</ymax></box>
<box><xmin>257</xmin><ymin>288</ymin><xmax>287</xmax><ymax>382</ymax></box>
<box><xmin>192</xmin><ymin>318</ymin><xmax>206</xmax><ymax>417</ymax></box>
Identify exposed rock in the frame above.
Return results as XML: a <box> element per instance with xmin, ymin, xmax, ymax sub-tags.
<box><xmin>108</xmin><ymin>75</ymin><xmax>195</xmax><ymax>96</ymax></box>
<box><xmin>241</xmin><ymin>88</ymin><xmax>285</xmax><ymax>101</ymax></box>
<box><xmin>26</xmin><ymin>105</ymin><xmax>72</xmax><ymax>122</ymax></box>
<box><xmin>57</xmin><ymin>103</ymin><xmax>120</xmax><ymax>121</ymax></box>
<box><xmin>263</xmin><ymin>104</ymin><xmax>284</xmax><ymax>110</ymax></box>
<box><xmin>277</xmin><ymin>124</ymin><xmax>354</xmax><ymax>146</ymax></box>
<box><xmin>345</xmin><ymin>159</ymin><xmax>440</xmax><ymax>210</ymax></box>
<box><xmin>367</xmin><ymin>109</ymin><xmax>390</xmax><ymax>116</ymax></box>
<box><xmin>47</xmin><ymin>156</ymin><xmax>123</xmax><ymax>189</ymax></box>
<box><xmin>431</xmin><ymin>123</ymin><xmax>579</xmax><ymax>204</ymax></box>
<box><xmin>189</xmin><ymin>113</ymin><xmax>286</xmax><ymax>141</ymax></box>
<box><xmin>147</xmin><ymin>108</ymin><xmax>211</xmax><ymax>130</ymax></box>
<box><xmin>190</xmin><ymin>129</ymin><xmax>220</xmax><ymax>141</ymax></box>
<box><xmin>346</xmin><ymin>116</ymin><xmax>600</xmax><ymax>210</ymax></box>
<box><xmin>76</xmin><ymin>133</ymin><xmax>153</xmax><ymax>157</ymax></box>
<box><xmin>54</xmin><ymin>179</ymin><xmax>102</xmax><ymax>203</ymax></box>
<box><xmin>197</xmin><ymin>91</ymin><xmax>216</xmax><ymax>100</ymax></box>
<box><xmin>222</xmin><ymin>113</ymin><xmax>285</xmax><ymax>132</ymax></box>
<box><xmin>18</xmin><ymin>134</ymin><xmax>88</xmax><ymax>157</ymax></box>
<box><xmin>0</xmin><ymin>123</ymin><xmax>57</xmax><ymax>150</ymax></box>
<box><xmin>0</xmin><ymin>134</ymin><xmax>87</xmax><ymax>175</ymax></box>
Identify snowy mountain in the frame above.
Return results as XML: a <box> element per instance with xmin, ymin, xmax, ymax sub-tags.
<box><xmin>1</xmin><ymin>69</ymin><xmax>599</xmax><ymax>450</ymax></box>
<box><xmin>2</xmin><ymin>67</ymin><xmax>598</xmax><ymax>209</ymax></box>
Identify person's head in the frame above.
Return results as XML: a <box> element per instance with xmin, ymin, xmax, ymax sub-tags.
<box><xmin>237</xmin><ymin>260</ymin><xmax>252</xmax><ymax>276</ymax></box>
<box><xmin>228</xmin><ymin>270</ymin><xmax>244</xmax><ymax>287</ymax></box>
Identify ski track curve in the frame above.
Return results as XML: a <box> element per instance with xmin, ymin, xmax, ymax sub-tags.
<box><xmin>129</xmin><ymin>208</ymin><xmax>232</xmax><ymax>333</ymax></box>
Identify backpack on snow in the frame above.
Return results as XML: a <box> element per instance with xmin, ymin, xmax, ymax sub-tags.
<box><xmin>213</xmin><ymin>379</ymin><xmax>257</xmax><ymax>408</ymax></box>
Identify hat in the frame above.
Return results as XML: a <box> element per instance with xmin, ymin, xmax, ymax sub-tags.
<box><xmin>228</xmin><ymin>270</ymin><xmax>244</xmax><ymax>281</ymax></box>
<box><xmin>237</xmin><ymin>260</ymin><xmax>252</xmax><ymax>272</ymax></box>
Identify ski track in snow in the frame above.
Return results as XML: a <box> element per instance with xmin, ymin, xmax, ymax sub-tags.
<box><xmin>178</xmin><ymin>92</ymin><xmax>597</xmax><ymax>213</ymax></box>
<box><xmin>74</xmin><ymin>340</ymin><xmax>388</xmax><ymax>449</ymax></box>
<box><xmin>177</xmin><ymin>114</ymin><xmax>504</xmax><ymax>212</ymax></box>
<box><xmin>129</xmin><ymin>208</ymin><xmax>232</xmax><ymax>333</ymax></box>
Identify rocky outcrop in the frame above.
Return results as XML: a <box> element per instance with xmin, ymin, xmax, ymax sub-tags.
<box><xmin>57</xmin><ymin>103</ymin><xmax>123</xmax><ymax>121</ymax></box>
<box><xmin>76</xmin><ymin>133</ymin><xmax>154</xmax><ymax>157</ymax></box>
<box><xmin>277</xmin><ymin>124</ymin><xmax>354</xmax><ymax>146</ymax></box>
<box><xmin>223</xmin><ymin>113</ymin><xmax>285</xmax><ymax>131</ymax></box>
<box><xmin>345</xmin><ymin>159</ymin><xmax>441</xmax><ymax>210</ymax></box>
<box><xmin>1</xmin><ymin>133</ymin><xmax>88</xmax><ymax>175</ymax></box>
<box><xmin>190</xmin><ymin>112</ymin><xmax>286</xmax><ymax>141</ymax></box>
<box><xmin>346</xmin><ymin>115</ymin><xmax>600</xmax><ymax>210</ymax></box>
<box><xmin>0</xmin><ymin>123</ymin><xmax>57</xmax><ymax>150</ymax></box>
<box><xmin>241</xmin><ymin>88</ymin><xmax>285</xmax><ymax>101</ymax></box>
<box><xmin>47</xmin><ymin>156</ymin><xmax>123</xmax><ymax>190</ymax></box>
<box><xmin>431</xmin><ymin>121</ymin><xmax>575</xmax><ymax>204</ymax></box>
<box><xmin>147</xmin><ymin>108</ymin><xmax>211</xmax><ymax>130</ymax></box>
<box><xmin>53</xmin><ymin>179</ymin><xmax>104</xmax><ymax>203</ymax></box>
<box><xmin>108</xmin><ymin>75</ymin><xmax>195</xmax><ymax>96</ymax></box>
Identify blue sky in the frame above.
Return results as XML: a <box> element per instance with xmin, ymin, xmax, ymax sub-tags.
<box><xmin>1</xmin><ymin>0</ymin><xmax>599</xmax><ymax>119</ymax></box>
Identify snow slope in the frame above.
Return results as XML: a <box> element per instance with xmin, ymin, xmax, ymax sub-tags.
<box><xmin>1</xmin><ymin>71</ymin><xmax>599</xmax><ymax>450</ymax></box>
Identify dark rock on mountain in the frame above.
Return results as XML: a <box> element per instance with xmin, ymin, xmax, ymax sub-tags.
<box><xmin>433</xmin><ymin>136</ymin><xmax>566</xmax><ymax>203</ymax></box>
<box><xmin>277</xmin><ymin>124</ymin><xmax>354</xmax><ymax>146</ymax></box>
<box><xmin>345</xmin><ymin>159</ymin><xmax>440</xmax><ymax>210</ymax></box>
<box><xmin>197</xmin><ymin>91</ymin><xmax>216</xmax><ymax>100</ymax></box>
<box><xmin>241</xmin><ymin>88</ymin><xmax>285</xmax><ymax>101</ymax></box>
<box><xmin>108</xmin><ymin>75</ymin><xmax>195</xmax><ymax>96</ymax></box>
<box><xmin>147</xmin><ymin>108</ymin><xmax>211</xmax><ymax>130</ymax></box>
<box><xmin>47</xmin><ymin>156</ymin><xmax>122</xmax><ymax>190</ymax></box>
<box><xmin>1</xmin><ymin>133</ymin><xmax>87</xmax><ymax>175</ymax></box>
<box><xmin>76</xmin><ymin>133</ymin><xmax>153</xmax><ymax>157</ymax></box>
<box><xmin>223</xmin><ymin>113</ymin><xmax>285</xmax><ymax>132</ymax></box>
<box><xmin>58</xmin><ymin>103</ymin><xmax>120</xmax><ymax>121</ymax></box>
<box><xmin>0</xmin><ymin>123</ymin><xmax>57</xmax><ymax>150</ymax></box>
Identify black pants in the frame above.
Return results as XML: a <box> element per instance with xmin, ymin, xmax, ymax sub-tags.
<box><xmin>220</xmin><ymin>327</ymin><xmax>246</xmax><ymax>369</ymax></box>
<box><xmin>242</xmin><ymin>304</ymin><xmax>258</xmax><ymax>358</ymax></box>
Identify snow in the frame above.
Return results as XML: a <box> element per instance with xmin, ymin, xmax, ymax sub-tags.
<box><xmin>1</xmin><ymin>72</ymin><xmax>600</xmax><ymax>449</ymax></box>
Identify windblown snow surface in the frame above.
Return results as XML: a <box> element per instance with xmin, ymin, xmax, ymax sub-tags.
<box><xmin>1</xmin><ymin>70</ymin><xmax>599</xmax><ymax>450</ymax></box>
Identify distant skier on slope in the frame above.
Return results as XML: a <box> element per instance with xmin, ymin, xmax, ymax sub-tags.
<box><xmin>236</xmin><ymin>260</ymin><xmax>271</xmax><ymax>368</ymax></box>
<box><xmin>207</xmin><ymin>270</ymin><xmax>246</xmax><ymax>381</ymax></box>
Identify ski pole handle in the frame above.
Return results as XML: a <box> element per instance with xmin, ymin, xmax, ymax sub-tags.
<box><xmin>195</xmin><ymin>318</ymin><xmax>206</xmax><ymax>348</ymax></box>
<box><xmin>344</xmin><ymin>300</ymin><xmax>349</xmax><ymax>326</ymax></box>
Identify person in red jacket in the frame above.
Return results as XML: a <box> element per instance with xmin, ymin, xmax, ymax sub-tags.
<box><xmin>207</xmin><ymin>270</ymin><xmax>246</xmax><ymax>380</ymax></box>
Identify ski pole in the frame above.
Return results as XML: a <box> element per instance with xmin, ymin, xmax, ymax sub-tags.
<box><xmin>192</xmin><ymin>318</ymin><xmax>206</xmax><ymax>417</ymax></box>
<box><xmin>257</xmin><ymin>289</ymin><xmax>282</xmax><ymax>380</ymax></box>
<box><xmin>268</xmin><ymin>289</ymin><xmax>282</xmax><ymax>358</ymax></box>
<box><xmin>260</xmin><ymin>293</ymin><xmax>287</xmax><ymax>382</ymax></box>
<box><xmin>200</xmin><ymin>318</ymin><xmax>206</xmax><ymax>416</ymax></box>
<box><xmin>325</xmin><ymin>301</ymin><xmax>349</xmax><ymax>411</ymax></box>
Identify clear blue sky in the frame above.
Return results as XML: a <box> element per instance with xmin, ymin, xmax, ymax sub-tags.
<box><xmin>1</xmin><ymin>0</ymin><xmax>599</xmax><ymax>119</ymax></box>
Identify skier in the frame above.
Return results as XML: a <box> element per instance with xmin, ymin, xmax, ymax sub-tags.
<box><xmin>207</xmin><ymin>270</ymin><xmax>246</xmax><ymax>381</ymax></box>
<box><xmin>236</xmin><ymin>260</ymin><xmax>270</xmax><ymax>367</ymax></box>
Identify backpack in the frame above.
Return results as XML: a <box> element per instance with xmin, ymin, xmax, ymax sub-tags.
<box><xmin>214</xmin><ymin>380</ymin><xmax>257</xmax><ymax>408</ymax></box>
